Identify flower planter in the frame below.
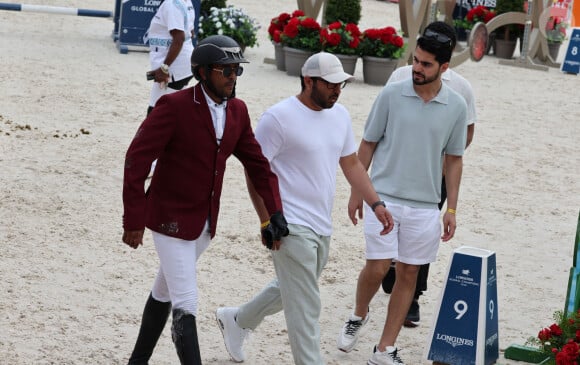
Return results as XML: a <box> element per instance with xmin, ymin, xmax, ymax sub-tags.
<box><xmin>362</xmin><ymin>56</ymin><xmax>398</xmax><ymax>86</ymax></box>
<box><xmin>283</xmin><ymin>47</ymin><xmax>314</xmax><ymax>77</ymax></box>
<box><xmin>493</xmin><ymin>39</ymin><xmax>517</xmax><ymax>59</ymax></box>
<box><xmin>334</xmin><ymin>54</ymin><xmax>358</xmax><ymax>75</ymax></box>
<box><xmin>273</xmin><ymin>42</ymin><xmax>286</xmax><ymax>71</ymax></box>
<box><xmin>547</xmin><ymin>42</ymin><xmax>561</xmax><ymax>60</ymax></box>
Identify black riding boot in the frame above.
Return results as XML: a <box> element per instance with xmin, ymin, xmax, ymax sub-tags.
<box><xmin>172</xmin><ymin>309</ymin><xmax>202</xmax><ymax>365</ymax></box>
<box><xmin>127</xmin><ymin>293</ymin><xmax>171</xmax><ymax>365</ymax></box>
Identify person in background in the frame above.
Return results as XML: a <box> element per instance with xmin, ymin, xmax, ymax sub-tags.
<box><xmin>337</xmin><ymin>22</ymin><xmax>467</xmax><ymax>365</ymax></box>
<box><xmin>145</xmin><ymin>0</ymin><xmax>196</xmax><ymax>116</ymax></box>
<box><xmin>122</xmin><ymin>35</ymin><xmax>287</xmax><ymax>365</ymax></box>
<box><xmin>380</xmin><ymin>21</ymin><xmax>477</xmax><ymax>329</ymax></box>
<box><xmin>215</xmin><ymin>52</ymin><xmax>394</xmax><ymax>365</ymax></box>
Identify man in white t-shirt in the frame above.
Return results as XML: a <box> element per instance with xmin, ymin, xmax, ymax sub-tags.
<box><xmin>146</xmin><ymin>0</ymin><xmax>196</xmax><ymax>115</ymax></box>
<box><xmin>380</xmin><ymin>21</ymin><xmax>477</xmax><ymax>329</ymax></box>
<box><xmin>214</xmin><ymin>52</ymin><xmax>394</xmax><ymax>365</ymax></box>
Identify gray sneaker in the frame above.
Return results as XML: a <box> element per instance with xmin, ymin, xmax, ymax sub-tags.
<box><xmin>337</xmin><ymin>312</ymin><xmax>370</xmax><ymax>353</ymax></box>
<box><xmin>216</xmin><ymin>307</ymin><xmax>249</xmax><ymax>362</ymax></box>
<box><xmin>367</xmin><ymin>345</ymin><xmax>405</xmax><ymax>365</ymax></box>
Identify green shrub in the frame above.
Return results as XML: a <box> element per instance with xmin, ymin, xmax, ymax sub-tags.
<box><xmin>201</xmin><ymin>0</ymin><xmax>227</xmax><ymax>16</ymax></box>
<box><xmin>494</xmin><ymin>0</ymin><xmax>525</xmax><ymax>40</ymax></box>
<box><xmin>324</xmin><ymin>0</ymin><xmax>361</xmax><ymax>25</ymax></box>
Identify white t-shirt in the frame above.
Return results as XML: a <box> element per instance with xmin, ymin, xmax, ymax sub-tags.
<box><xmin>255</xmin><ymin>96</ymin><xmax>357</xmax><ymax>236</ymax></box>
<box><xmin>387</xmin><ymin>66</ymin><xmax>477</xmax><ymax>125</ymax></box>
<box><xmin>147</xmin><ymin>0</ymin><xmax>195</xmax><ymax>81</ymax></box>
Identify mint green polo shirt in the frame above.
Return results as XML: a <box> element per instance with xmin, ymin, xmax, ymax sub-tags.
<box><xmin>363</xmin><ymin>79</ymin><xmax>467</xmax><ymax>209</ymax></box>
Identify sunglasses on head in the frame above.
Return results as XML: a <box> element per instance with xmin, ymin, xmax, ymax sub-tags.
<box><xmin>422</xmin><ymin>29</ymin><xmax>452</xmax><ymax>49</ymax></box>
<box><xmin>211</xmin><ymin>65</ymin><xmax>244</xmax><ymax>77</ymax></box>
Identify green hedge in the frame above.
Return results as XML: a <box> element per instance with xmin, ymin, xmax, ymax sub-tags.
<box><xmin>325</xmin><ymin>0</ymin><xmax>361</xmax><ymax>25</ymax></box>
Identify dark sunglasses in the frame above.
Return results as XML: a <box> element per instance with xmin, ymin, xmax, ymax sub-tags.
<box><xmin>211</xmin><ymin>65</ymin><xmax>244</xmax><ymax>77</ymax></box>
<box><xmin>422</xmin><ymin>29</ymin><xmax>452</xmax><ymax>49</ymax></box>
<box><xmin>312</xmin><ymin>77</ymin><xmax>347</xmax><ymax>90</ymax></box>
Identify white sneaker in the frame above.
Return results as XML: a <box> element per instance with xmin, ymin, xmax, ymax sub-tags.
<box><xmin>367</xmin><ymin>345</ymin><xmax>405</xmax><ymax>365</ymax></box>
<box><xmin>337</xmin><ymin>312</ymin><xmax>370</xmax><ymax>352</ymax></box>
<box><xmin>216</xmin><ymin>307</ymin><xmax>249</xmax><ymax>362</ymax></box>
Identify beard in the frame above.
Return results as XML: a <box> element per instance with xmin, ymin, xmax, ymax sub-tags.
<box><xmin>311</xmin><ymin>86</ymin><xmax>338</xmax><ymax>110</ymax></box>
<box><xmin>204</xmin><ymin>79</ymin><xmax>235</xmax><ymax>101</ymax></box>
<box><xmin>412</xmin><ymin>68</ymin><xmax>441</xmax><ymax>85</ymax></box>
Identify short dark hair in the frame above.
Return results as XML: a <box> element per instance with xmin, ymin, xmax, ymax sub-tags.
<box><xmin>416</xmin><ymin>21</ymin><xmax>457</xmax><ymax>64</ymax></box>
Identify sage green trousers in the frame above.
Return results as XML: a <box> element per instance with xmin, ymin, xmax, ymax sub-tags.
<box><xmin>237</xmin><ymin>224</ymin><xmax>331</xmax><ymax>365</ymax></box>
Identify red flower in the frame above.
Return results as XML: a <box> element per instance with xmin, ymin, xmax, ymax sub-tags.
<box><xmin>278</xmin><ymin>12</ymin><xmax>291</xmax><ymax>24</ymax></box>
<box><xmin>555</xmin><ymin>340</ymin><xmax>580</xmax><ymax>365</ymax></box>
<box><xmin>292</xmin><ymin>10</ymin><xmax>304</xmax><ymax>17</ymax></box>
<box><xmin>551</xmin><ymin>324</ymin><xmax>565</xmax><ymax>337</ymax></box>
<box><xmin>359</xmin><ymin>26</ymin><xmax>405</xmax><ymax>58</ymax></box>
<box><xmin>539</xmin><ymin>328</ymin><xmax>552</xmax><ymax>341</ymax></box>
<box><xmin>545</xmin><ymin>15</ymin><xmax>568</xmax><ymax>42</ymax></box>
<box><xmin>328</xmin><ymin>21</ymin><xmax>342</xmax><ymax>31</ymax></box>
<box><xmin>269</xmin><ymin>10</ymin><xmax>305</xmax><ymax>43</ymax></box>
<box><xmin>349</xmin><ymin>37</ymin><xmax>360</xmax><ymax>49</ymax></box>
<box><xmin>300</xmin><ymin>17</ymin><xmax>321</xmax><ymax>30</ymax></box>
<box><xmin>279</xmin><ymin>15</ymin><xmax>321</xmax><ymax>52</ymax></box>
<box><xmin>483</xmin><ymin>11</ymin><xmax>496</xmax><ymax>23</ymax></box>
<box><xmin>283</xmin><ymin>18</ymin><xmax>300</xmax><ymax>38</ymax></box>
<box><xmin>272</xmin><ymin>30</ymin><xmax>282</xmax><ymax>43</ymax></box>
<box><xmin>345</xmin><ymin>23</ymin><xmax>361</xmax><ymax>38</ymax></box>
<box><xmin>322</xmin><ymin>30</ymin><xmax>341</xmax><ymax>46</ymax></box>
<box><xmin>392</xmin><ymin>36</ymin><xmax>404</xmax><ymax>48</ymax></box>
<box><xmin>320</xmin><ymin>21</ymin><xmax>361</xmax><ymax>55</ymax></box>
<box><xmin>531</xmin><ymin>309</ymin><xmax>580</xmax><ymax>364</ymax></box>
<box><xmin>456</xmin><ymin>5</ymin><xmax>496</xmax><ymax>30</ymax></box>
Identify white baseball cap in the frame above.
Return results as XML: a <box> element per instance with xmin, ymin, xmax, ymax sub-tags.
<box><xmin>301</xmin><ymin>52</ymin><xmax>355</xmax><ymax>83</ymax></box>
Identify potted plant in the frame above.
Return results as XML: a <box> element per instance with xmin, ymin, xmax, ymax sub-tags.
<box><xmin>198</xmin><ymin>5</ymin><xmax>260</xmax><ymax>51</ymax></box>
<box><xmin>493</xmin><ymin>0</ymin><xmax>525</xmax><ymax>59</ymax></box>
<box><xmin>358</xmin><ymin>26</ymin><xmax>406</xmax><ymax>85</ymax></box>
<box><xmin>454</xmin><ymin>5</ymin><xmax>496</xmax><ymax>41</ymax></box>
<box><xmin>280</xmin><ymin>15</ymin><xmax>322</xmax><ymax>76</ymax></box>
<box><xmin>320</xmin><ymin>21</ymin><xmax>361</xmax><ymax>74</ymax></box>
<box><xmin>527</xmin><ymin>309</ymin><xmax>580</xmax><ymax>364</ymax></box>
<box><xmin>545</xmin><ymin>15</ymin><xmax>568</xmax><ymax>60</ymax></box>
<box><xmin>268</xmin><ymin>10</ymin><xmax>303</xmax><ymax>71</ymax></box>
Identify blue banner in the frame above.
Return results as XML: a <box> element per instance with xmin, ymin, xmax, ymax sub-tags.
<box><xmin>428</xmin><ymin>252</ymin><xmax>481</xmax><ymax>365</ymax></box>
<box><xmin>484</xmin><ymin>253</ymin><xmax>499</xmax><ymax>365</ymax></box>
<box><xmin>117</xmin><ymin>0</ymin><xmax>161</xmax><ymax>51</ymax></box>
<box><xmin>562</xmin><ymin>28</ymin><xmax>580</xmax><ymax>74</ymax></box>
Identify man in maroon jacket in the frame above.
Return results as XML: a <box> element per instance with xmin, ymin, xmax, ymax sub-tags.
<box><xmin>122</xmin><ymin>35</ymin><xmax>287</xmax><ymax>365</ymax></box>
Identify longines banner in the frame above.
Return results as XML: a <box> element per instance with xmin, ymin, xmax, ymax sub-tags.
<box><xmin>426</xmin><ymin>246</ymin><xmax>499</xmax><ymax>365</ymax></box>
<box><xmin>116</xmin><ymin>0</ymin><xmax>162</xmax><ymax>52</ymax></box>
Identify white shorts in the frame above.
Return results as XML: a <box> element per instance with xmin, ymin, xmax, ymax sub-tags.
<box><xmin>148</xmin><ymin>81</ymin><xmax>180</xmax><ymax>107</ymax></box>
<box><xmin>364</xmin><ymin>202</ymin><xmax>441</xmax><ymax>265</ymax></box>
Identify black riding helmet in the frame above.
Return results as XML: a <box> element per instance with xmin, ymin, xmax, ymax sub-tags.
<box><xmin>191</xmin><ymin>35</ymin><xmax>248</xmax><ymax>80</ymax></box>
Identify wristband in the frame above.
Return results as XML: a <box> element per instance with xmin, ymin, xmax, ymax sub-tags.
<box><xmin>371</xmin><ymin>200</ymin><xmax>386</xmax><ymax>212</ymax></box>
<box><xmin>447</xmin><ymin>208</ymin><xmax>456</xmax><ymax>214</ymax></box>
<box><xmin>260</xmin><ymin>220</ymin><xmax>270</xmax><ymax>229</ymax></box>
<box><xmin>160</xmin><ymin>63</ymin><xmax>170</xmax><ymax>74</ymax></box>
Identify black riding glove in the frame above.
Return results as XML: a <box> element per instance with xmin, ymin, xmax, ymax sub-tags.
<box><xmin>261</xmin><ymin>211</ymin><xmax>289</xmax><ymax>249</ymax></box>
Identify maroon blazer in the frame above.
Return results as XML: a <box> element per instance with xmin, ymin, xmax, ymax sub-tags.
<box><xmin>123</xmin><ymin>83</ymin><xmax>282</xmax><ymax>240</ymax></box>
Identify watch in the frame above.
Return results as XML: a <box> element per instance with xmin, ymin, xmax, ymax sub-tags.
<box><xmin>160</xmin><ymin>63</ymin><xmax>170</xmax><ymax>74</ymax></box>
<box><xmin>371</xmin><ymin>200</ymin><xmax>386</xmax><ymax>212</ymax></box>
